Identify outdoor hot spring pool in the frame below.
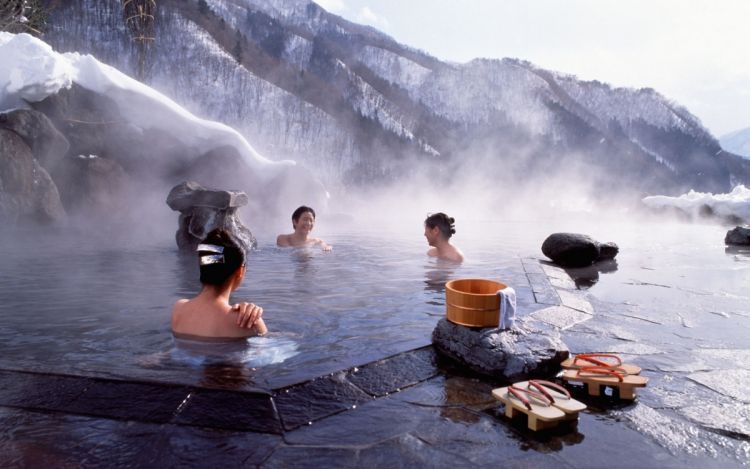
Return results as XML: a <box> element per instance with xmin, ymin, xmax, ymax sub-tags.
<box><xmin>1</xmin><ymin>217</ymin><xmax>748</xmax><ymax>391</ymax></box>
<box><xmin>0</xmin><ymin>222</ymin><xmax>531</xmax><ymax>389</ymax></box>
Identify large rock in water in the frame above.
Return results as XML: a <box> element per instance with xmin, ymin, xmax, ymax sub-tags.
<box><xmin>432</xmin><ymin>318</ymin><xmax>569</xmax><ymax>379</ymax></box>
<box><xmin>166</xmin><ymin>181</ymin><xmax>257</xmax><ymax>252</ymax></box>
<box><xmin>542</xmin><ymin>232</ymin><xmax>619</xmax><ymax>267</ymax></box>
<box><xmin>0</xmin><ymin>128</ymin><xmax>66</xmax><ymax>224</ymax></box>
<box><xmin>725</xmin><ymin>226</ymin><xmax>750</xmax><ymax>245</ymax></box>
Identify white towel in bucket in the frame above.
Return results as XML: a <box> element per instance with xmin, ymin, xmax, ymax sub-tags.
<box><xmin>497</xmin><ymin>286</ymin><xmax>516</xmax><ymax>330</ymax></box>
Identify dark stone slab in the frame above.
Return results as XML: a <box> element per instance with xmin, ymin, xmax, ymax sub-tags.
<box><xmin>274</xmin><ymin>372</ymin><xmax>373</xmax><ymax>431</ymax></box>
<box><xmin>346</xmin><ymin>347</ymin><xmax>439</xmax><ymax>397</ymax></box>
<box><xmin>357</xmin><ymin>433</ymin><xmax>473</xmax><ymax>467</ymax></box>
<box><xmin>527</xmin><ymin>273</ymin><xmax>561</xmax><ymax>305</ymax></box>
<box><xmin>553</xmin><ymin>406</ymin><xmax>685</xmax><ymax>469</ymax></box>
<box><xmin>66</xmin><ymin>380</ymin><xmax>189</xmax><ymax>423</ymax></box>
<box><xmin>410</xmin><ymin>405</ymin><xmax>567</xmax><ymax>466</ymax></box>
<box><xmin>521</xmin><ymin>258</ymin><xmax>545</xmax><ymax>274</ymax></box>
<box><xmin>0</xmin><ymin>370</ymin><xmax>87</xmax><ymax>410</ymax></box>
<box><xmin>514</xmin><ymin>285</ymin><xmax>537</xmax><ymax>312</ymax></box>
<box><xmin>283</xmin><ymin>390</ymin><xmax>436</xmax><ymax>446</ymax></box>
<box><xmin>263</xmin><ymin>446</ymin><xmax>359</xmax><ymax>468</ymax></box>
<box><xmin>391</xmin><ymin>376</ymin><xmax>497</xmax><ymax>412</ymax></box>
<box><xmin>152</xmin><ymin>425</ymin><xmax>281</xmax><ymax>467</ymax></box>
<box><xmin>174</xmin><ymin>388</ymin><xmax>281</xmax><ymax>434</ymax></box>
<box><xmin>0</xmin><ymin>406</ymin><xmax>167</xmax><ymax>468</ymax></box>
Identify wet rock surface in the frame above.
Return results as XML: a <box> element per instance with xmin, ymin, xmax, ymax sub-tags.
<box><xmin>166</xmin><ymin>181</ymin><xmax>257</xmax><ymax>251</ymax></box>
<box><xmin>431</xmin><ymin>318</ymin><xmax>569</xmax><ymax>379</ymax></box>
<box><xmin>542</xmin><ymin>232</ymin><xmax>619</xmax><ymax>267</ymax></box>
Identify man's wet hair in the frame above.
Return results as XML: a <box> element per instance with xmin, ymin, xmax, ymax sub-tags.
<box><xmin>425</xmin><ymin>212</ymin><xmax>456</xmax><ymax>239</ymax></box>
<box><xmin>197</xmin><ymin>229</ymin><xmax>245</xmax><ymax>286</ymax></box>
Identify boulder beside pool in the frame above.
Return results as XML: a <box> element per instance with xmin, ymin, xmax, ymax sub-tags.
<box><xmin>542</xmin><ymin>232</ymin><xmax>619</xmax><ymax>267</ymax></box>
<box><xmin>725</xmin><ymin>226</ymin><xmax>750</xmax><ymax>245</ymax></box>
<box><xmin>431</xmin><ymin>318</ymin><xmax>569</xmax><ymax>380</ymax></box>
<box><xmin>166</xmin><ymin>181</ymin><xmax>257</xmax><ymax>252</ymax></box>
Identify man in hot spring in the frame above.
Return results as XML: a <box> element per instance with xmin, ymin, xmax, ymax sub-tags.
<box><xmin>424</xmin><ymin>212</ymin><xmax>464</xmax><ymax>263</ymax></box>
<box><xmin>277</xmin><ymin>205</ymin><xmax>332</xmax><ymax>251</ymax></box>
<box><xmin>172</xmin><ymin>229</ymin><xmax>267</xmax><ymax>339</ymax></box>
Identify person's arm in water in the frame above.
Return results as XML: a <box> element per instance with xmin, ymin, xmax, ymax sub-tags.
<box><xmin>316</xmin><ymin>238</ymin><xmax>332</xmax><ymax>251</ymax></box>
<box><xmin>276</xmin><ymin>234</ymin><xmax>290</xmax><ymax>247</ymax></box>
<box><xmin>232</xmin><ymin>302</ymin><xmax>268</xmax><ymax>335</ymax></box>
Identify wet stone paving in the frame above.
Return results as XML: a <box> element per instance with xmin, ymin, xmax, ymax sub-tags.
<box><xmin>1</xmin><ymin>258</ymin><xmax>748</xmax><ymax>467</ymax></box>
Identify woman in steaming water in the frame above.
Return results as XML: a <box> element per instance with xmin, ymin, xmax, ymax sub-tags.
<box><xmin>424</xmin><ymin>212</ymin><xmax>464</xmax><ymax>263</ymax></box>
<box><xmin>277</xmin><ymin>205</ymin><xmax>332</xmax><ymax>251</ymax></box>
<box><xmin>172</xmin><ymin>229</ymin><xmax>267</xmax><ymax>339</ymax></box>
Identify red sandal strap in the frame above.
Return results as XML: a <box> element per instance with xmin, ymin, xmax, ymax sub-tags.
<box><xmin>574</xmin><ymin>353</ymin><xmax>623</xmax><ymax>368</ymax></box>
<box><xmin>508</xmin><ymin>384</ymin><xmax>552</xmax><ymax>410</ymax></box>
<box><xmin>527</xmin><ymin>381</ymin><xmax>554</xmax><ymax>403</ymax></box>
<box><xmin>528</xmin><ymin>380</ymin><xmax>571</xmax><ymax>401</ymax></box>
<box><xmin>576</xmin><ymin>366</ymin><xmax>624</xmax><ymax>382</ymax></box>
<box><xmin>507</xmin><ymin>386</ymin><xmax>532</xmax><ymax>410</ymax></box>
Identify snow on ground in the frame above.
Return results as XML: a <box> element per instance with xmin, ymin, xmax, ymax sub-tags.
<box><xmin>642</xmin><ymin>185</ymin><xmax>750</xmax><ymax>221</ymax></box>
<box><xmin>0</xmin><ymin>32</ymin><xmax>287</xmax><ymax>172</ymax></box>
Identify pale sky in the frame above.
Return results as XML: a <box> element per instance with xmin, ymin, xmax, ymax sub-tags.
<box><xmin>314</xmin><ymin>0</ymin><xmax>750</xmax><ymax>137</ymax></box>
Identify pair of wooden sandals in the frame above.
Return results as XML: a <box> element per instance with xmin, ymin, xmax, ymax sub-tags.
<box><xmin>492</xmin><ymin>380</ymin><xmax>586</xmax><ymax>431</ymax></box>
<box><xmin>560</xmin><ymin>353</ymin><xmax>648</xmax><ymax>400</ymax></box>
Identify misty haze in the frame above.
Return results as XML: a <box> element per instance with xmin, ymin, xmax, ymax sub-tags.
<box><xmin>0</xmin><ymin>1</ymin><xmax>749</xmax><ymax>467</ymax></box>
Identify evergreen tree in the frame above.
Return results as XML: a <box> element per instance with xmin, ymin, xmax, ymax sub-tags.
<box><xmin>0</xmin><ymin>0</ymin><xmax>48</xmax><ymax>35</ymax></box>
<box><xmin>122</xmin><ymin>0</ymin><xmax>156</xmax><ymax>81</ymax></box>
<box><xmin>233</xmin><ymin>30</ymin><xmax>243</xmax><ymax>63</ymax></box>
<box><xmin>197</xmin><ymin>0</ymin><xmax>209</xmax><ymax>15</ymax></box>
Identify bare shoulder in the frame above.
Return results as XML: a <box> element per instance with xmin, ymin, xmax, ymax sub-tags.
<box><xmin>276</xmin><ymin>234</ymin><xmax>290</xmax><ymax>247</ymax></box>
<box><xmin>172</xmin><ymin>298</ymin><xmax>189</xmax><ymax>311</ymax></box>
<box><xmin>171</xmin><ymin>299</ymin><xmax>189</xmax><ymax>328</ymax></box>
<box><xmin>449</xmin><ymin>245</ymin><xmax>464</xmax><ymax>263</ymax></box>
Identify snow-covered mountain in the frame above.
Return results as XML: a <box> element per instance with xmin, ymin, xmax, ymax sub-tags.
<box><xmin>42</xmin><ymin>0</ymin><xmax>750</xmax><ymax>196</ymax></box>
<box><xmin>720</xmin><ymin>127</ymin><xmax>750</xmax><ymax>159</ymax></box>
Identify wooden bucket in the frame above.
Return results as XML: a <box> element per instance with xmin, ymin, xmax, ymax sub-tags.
<box><xmin>445</xmin><ymin>278</ymin><xmax>507</xmax><ymax>327</ymax></box>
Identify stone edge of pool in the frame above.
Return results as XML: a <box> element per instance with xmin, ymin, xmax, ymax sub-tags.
<box><xmin>0</xmin><ymin>257</ymin><xmax>593</xmax><ymax>435</ymax></box>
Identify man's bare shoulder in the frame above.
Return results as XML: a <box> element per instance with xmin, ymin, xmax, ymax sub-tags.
<box><xmin>277</xmin><ymin>234</ymin><xmax>291</xmax><ymax>246</ymax></box>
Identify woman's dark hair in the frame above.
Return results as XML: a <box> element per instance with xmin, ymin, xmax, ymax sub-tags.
<box><xmin>197</xmin><ymin>229</ymin><xmax>245</xmax><ymax>286</ymax></box>
<box><xmin>292</xmin><ymin>206</ymin><xmax>315</xmax><ymax>224</ymax></box>
<box><xmin>425</xmin><ymin>212</ymin><xmax>456</xmax><ymax>239</ymax></box>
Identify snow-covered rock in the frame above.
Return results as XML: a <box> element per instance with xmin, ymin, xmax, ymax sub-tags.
<box><xmin>642</xmin><ymin>185</ymin><xmax>750</xmax><ymax>222</ymax></box>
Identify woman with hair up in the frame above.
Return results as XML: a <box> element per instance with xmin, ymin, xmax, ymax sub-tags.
<box><xmin>276</xmin><ymin>205</ymin><xmax>332</xmax><ymax>251</ymax></box>
<box><xmin>424</xmin><ymin>212</ymin><xmax>464</xmax><ymax>263</ymax></box>
<box><xmin>171</xmin><ymin>229</ymin><xmax>267</xmax><ymax>339</ymax></box>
